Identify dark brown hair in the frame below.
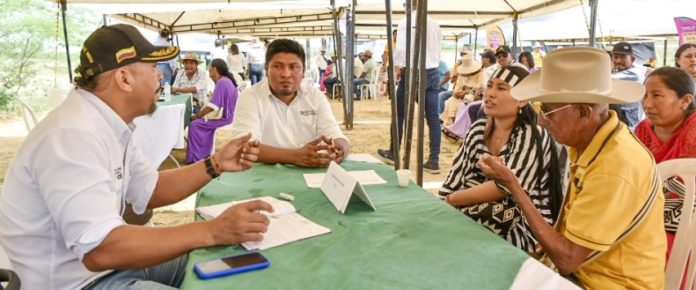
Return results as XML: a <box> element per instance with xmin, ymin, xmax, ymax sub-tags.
<box><xmin>674</xmin><ymin>43</ymin><xmax>696</xmax><ymax>68</ymax></box>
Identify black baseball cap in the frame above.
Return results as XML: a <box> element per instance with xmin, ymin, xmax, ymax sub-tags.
<box><xmin>76</xmin><ymin>24</ymin><xmax>179</xmax><ymax>79</ymax></box>
<box><xmin>495</xmin><ymin>45</ymin><xmax>512</xmax><ymax>56</ymax></box>
<box><xmin>610</xmin><ymin>42</ymin><xmax>633</xmax><ymax>55</ymax></box>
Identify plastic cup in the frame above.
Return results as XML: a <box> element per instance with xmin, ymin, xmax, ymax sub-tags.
<box><xmin>396</xmin><ymin>169</ymin><xmax>411</xmax><ymax>187</ymax></box>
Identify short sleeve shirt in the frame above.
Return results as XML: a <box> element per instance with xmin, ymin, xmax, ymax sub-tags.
<box><xmin>173</xmin><ymin>69</ymin><xmax>209</xmax><ymax>102</ymax></box>
<box><xmin>559</xmin><ymin>111</ymin><xmax>666</xmax><ymax>289</ymax></box>
<box><xmin>230</xmin><ymin>78</ymin><xmax>348</xmax><ymax>149</ymax></box>
<box><xmin>0</xmin><ymin>89</ymin><xmax>158</xmax><ymax>290</ymax></box>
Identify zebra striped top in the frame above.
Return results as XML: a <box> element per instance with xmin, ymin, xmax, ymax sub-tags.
<box><xmin>439</xmin><ymin>118</ymin><xmax>556</xmax><ymax>252</ymax></box>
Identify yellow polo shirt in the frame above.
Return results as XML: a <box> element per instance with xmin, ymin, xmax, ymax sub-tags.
<box><xmin>558</xmin><ymin>111</ymin><xmax>666</xmax><ymax>289</ymax></box>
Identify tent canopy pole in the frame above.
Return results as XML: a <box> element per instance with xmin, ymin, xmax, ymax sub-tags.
<box><xmin>60</xmin><ymin>0</ymin><xmax>73</xmax><ymax>83</ymax></box>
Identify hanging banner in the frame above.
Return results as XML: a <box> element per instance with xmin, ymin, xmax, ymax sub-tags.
<box><xmin>674</xmin><ymin>17</ymin><xmax>696</xmax><ymax>45</ymax></box>
<box><xmin>485</xmin><ymin>25</ymin><xmax>505</xmax><ymax>50</ymax></box>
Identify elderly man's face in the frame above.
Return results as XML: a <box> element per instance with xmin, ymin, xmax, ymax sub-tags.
<box><xmin>536</xmin><ymin>102</ymin><xmax>579</xmax><ymax>146</ymax></box>
<box><xmin>266</xmin><ymin>52</ymin><xmax>304</xmax><ymax>98</ymax></box>
<box><xmin>611</xmin><ymin>53</ymin><xmax>633</xmax><ymax>72</ymax></box>
<box><xmin>183</xmin><ymin>60</ymin><xmax>198</xmax><ymax>74</ymax></box>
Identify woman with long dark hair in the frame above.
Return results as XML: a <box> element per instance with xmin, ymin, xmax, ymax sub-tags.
<box><xmin>440</xmin><ymin>65</ymin><xmax>564</xmax><ymax>253</ymax></box>
<box><xmin>518</xmin><ymin>51</ymin><xmax>537</xmax><ymax>73</ymax></box>
<box><xmin>186</xmin><ymin>58</ymin><xmax>239</xmax><ymax>163</ymax></box>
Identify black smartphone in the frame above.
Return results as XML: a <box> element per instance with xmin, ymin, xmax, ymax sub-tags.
<box><xmin>193</xmin><ymin>252</ymin><xmax>270</xmax><ymax>279</ymax></box>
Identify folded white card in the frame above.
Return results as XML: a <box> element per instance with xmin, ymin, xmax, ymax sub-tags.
<box><xmin>303</xmin><ymin>170</ymin><xmax>386</xmax><ymax>188</ymax></box>
<box><xmin>320</xmin><ymin>161</ymin><xmax>377</xmax><ymax>214</ymax></box>
<box><xmin>196</xmin><ymin>196</ymin><xmax>331</xmax><ymax>250</ymax></box>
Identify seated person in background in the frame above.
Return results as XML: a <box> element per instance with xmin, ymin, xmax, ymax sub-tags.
<box><xmin>518</xmin><ymin>51</ymin><xmax>537</xmax><ymax>74</ymax></box>
<box><xmin>675</xmin><ymin>42</ymin><xmax>696</xmax><ymax>81</ymax></box>
<box><xmin>186</xmin><ymin>59</ymin><xmax>239</xmax><ymax>163</ymax></box>
<box><xmin>440</xmin><ymin>66</ymin><xmax>564</xmax><ymax>253</ymax></box>
<box><xmin>440</xmin><ymin>53</ymin><xmax>484</xmax><ymax>127</ymax></box>
<box><xmin>354</xmin><ymin>50</ymin><xmax>377</xmax><ymax>99</ymax></box>
<box><xmin>610</xmin><ymin>42</ymin><xmax>646</xmax><ymax>131</ymax></box>
<box><xmin>0</xmin><ymin>24</ymin><xmax>271</xmax><ymax>290</ymax></box>
<box><xmin>231</xmin><ymin>39</ymin><xmax>350</xmax><ymax>168</ymax></box>
<box><xmin>441</xmin><ymin>98</ymin><xmax>484</xmax><ymax>143</ymax></box>
<box><xmin>172</xmin><ymin>52</ymin><xmax>208</xmax><ymax>113</ymax></box>
<box><xmin>635</xmin><ymin>67</ymin><xmax>696</xmax><ymax>262</ymax></box>
<box><xmin>319</xmin><ymin>59</ymin><xmax>333</xmax><ymax>92</ymax></box>
<box><xmin>480</xmin><ymin>47</ymin><xmax>665</xmax><ymax>289</ymax></box>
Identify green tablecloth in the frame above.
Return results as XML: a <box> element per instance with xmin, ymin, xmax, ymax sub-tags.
<box><xmin>182</xmin><ymin>161</ymin><xmax>530</xmax><ymax>289</ymax></box>
<box><xmin>158</xmin><ymin>93</ymin><xmax>192</xmax><ymax>128</ymax></box>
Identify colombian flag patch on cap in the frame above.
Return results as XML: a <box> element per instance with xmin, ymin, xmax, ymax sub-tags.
<box><xmin>115</xmin><ymin>46</ymin><xmax>137</xmax><ymax>63</ymax></box>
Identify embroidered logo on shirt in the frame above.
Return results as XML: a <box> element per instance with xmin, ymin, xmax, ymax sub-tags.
<box><xmin>114</xmin><ymin>167</ymin><xmax>123</xmax><ymax>180</ymax></box>
<box><xmin>299</xmin><ymin>109</ymin><xmax>317</xmax><ymax>116</ymax></box>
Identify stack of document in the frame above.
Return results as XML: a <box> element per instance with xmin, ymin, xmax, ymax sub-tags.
<box><xmin>196</xmin><ymin>196</ymin><xmax>331</xmax><ymax>250</ymax></box>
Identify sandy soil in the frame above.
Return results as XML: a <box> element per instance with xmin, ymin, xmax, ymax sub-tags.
<box><xmin>0</xmin><ymin>96</ymin><xmax>461</xmax><ymax>226</ymax></box>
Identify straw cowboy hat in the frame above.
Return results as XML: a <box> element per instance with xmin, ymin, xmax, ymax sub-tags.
<box><xmin>458</xmin><ymin>46</ymin><xmax>472</xmax><ymax>54</ymax></box>
<box><xmin>178</xmin><ymin>52</ymin><xmax>203</xmax><ymax>64</ymax></box>
<box><xmin>511</xmin><ymin>47</ymin><xmax>645</xmax><ymax>104</ymax></box>
<box><xmin>457</xmin><ymin>54</ymin><xmax>482</xmax><ymax>75</ymax></box>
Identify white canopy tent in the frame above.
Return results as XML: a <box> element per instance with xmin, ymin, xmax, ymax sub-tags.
<box><xmin>504</xmin><ymin>0</ymin><xmax>696</xmax><ymax>42</ymax></box>
<box><xmin>61</xmin><ymin>0</ymin><xmax>580</xmax><ymax>40</ymax></box>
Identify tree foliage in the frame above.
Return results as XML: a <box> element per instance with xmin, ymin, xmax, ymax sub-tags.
<box><xmin>0</xmin><ymin>0</ymin><xmax>100</xmax><ymax>113</ymax></box>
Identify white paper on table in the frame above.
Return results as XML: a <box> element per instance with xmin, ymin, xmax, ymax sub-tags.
<box><xmin>345</xmin><ymin>153</ymin><xmax>383</xmax><ymax>164</ymax></box>
<box><xmin>195</xmin><ymin>196</ymin><xmax>331</xmax><ymax>250</ymax></box>
<box><xmin>509</xmin><ymin>258</ymin><xmax>582</xmax><ymax>290</ymax></box>
<box><xmin>303</xmin><ymin>170</ymin><xmax>386</xmax><ymax>188</ymax></box>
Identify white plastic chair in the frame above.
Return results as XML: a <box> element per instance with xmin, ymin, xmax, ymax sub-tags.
<box><xmin>358</xmin><ymin>71</ymin><xmax>380</xmax><ymax>100</ymax></box>
<box><xmin>658</xmin><ymin>158</ymin><xmax>696</xmax><ymax>290</ymax></box>
<box><xmin>15</xmin><ymin>98</ymin><xmax>38</xmax><ymax>133</ymax></box>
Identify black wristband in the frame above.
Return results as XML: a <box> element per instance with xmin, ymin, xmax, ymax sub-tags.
<box><xmin>204</xmin><ymin>156</ymin><xmax>219</xmax><ymax>179</ymax></box>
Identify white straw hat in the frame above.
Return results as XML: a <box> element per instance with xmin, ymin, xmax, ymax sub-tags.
<box><xmin>457</xmin><ymin>54</ymin><xmax>482</xmax><ymax>75</ymax></box>
<box><xmin>511</xmin><ymin>47</ymin><xmax>645</xmax><ymax>104</ymax></box>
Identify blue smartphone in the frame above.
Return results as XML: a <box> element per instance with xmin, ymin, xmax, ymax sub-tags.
<box><xmin>194</xmin><ymin>252</ymin><xmax>270</xmax><ymax>279</ymax></box>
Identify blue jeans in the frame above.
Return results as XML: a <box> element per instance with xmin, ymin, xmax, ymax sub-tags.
<box><xmin>318</xmin><ymin>69</ymin><xmax>325</xmax><ymax>84</ymax></box>
<box><xmin>354</xmin><ymin>78</ymin><xmax>370</xmax><ymax>99</ymax></box>
<box><xmin>82</xmin><ymin>255</ymin><xmax>187</xmax><ymax>290</ymax></box>
<box><xmin>157</xmin><ymin>63</ymin><xmax>173</xmax><ymax>88</ymax></box>
<box><xmin>438</xmin><ymin>90</ymin><xmax>453</xmax><ymax>114</ymax></box>
<box><xmin>248</xmin><ymin>63</ymin><xmax>264</xmax><ymax>85</ymax></box>
<box><xmin>391</xmin><ymin>68</ymin><xmax>441</xmax><ymax>163</ymax></box>
<box><xmin>324</xmin><ymin>77</ymin><xmax>338</xmax><ymax>95</ymax></box>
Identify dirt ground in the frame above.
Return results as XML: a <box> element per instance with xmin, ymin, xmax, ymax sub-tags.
<box><xmin>0</xmin><ymin>96</ymin><xmax>461</xmax><ymax>226</ymax></box>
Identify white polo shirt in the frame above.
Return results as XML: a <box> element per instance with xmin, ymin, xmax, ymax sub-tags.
<box><xmin>230</xmin><ymin>78</ymin><xmax>348</xmax><ymax>149</ymax></box>
<box><xmin>0</xmin><ymin>89</ymin><xmax>157</xmax><ymax>290</ymax></box>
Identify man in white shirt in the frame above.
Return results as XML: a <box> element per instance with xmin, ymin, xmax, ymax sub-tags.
<box><xmin>315</xmin><ymin>48</ymin><xmax>328</xmax><ymax>83</ymax></box>
<box><xmin>246</xmin><ymin>37</ymin><xmax>266</xmax><ymax>85</ymax></box>
<box><xmin>0</xmin><ymin>24</ymin><xmax>272</xmax><ymax>290</ymax></box>
<box><xmin>231</xmin><ymin>39</ymin><xmax>349</xmax><ymax>168</ymax></box>
<box><xmin>172</xmin><ymin>52</ymin><xmax>208</xmax><ymax>112</ymax></box>
<box><xmin>479</xmin><ymin>49</ymin><xmax>499</xmax><ymax>81</ymax></box>
<box><xmin>377</xmin><ymin>1</ymin><xmax>442</xmax><ymax>174</ymax></box>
